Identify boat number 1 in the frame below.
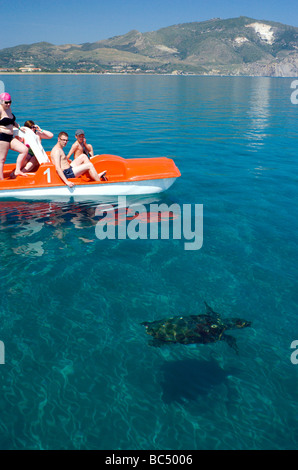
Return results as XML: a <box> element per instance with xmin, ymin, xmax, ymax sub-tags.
<box><xmin>43</xmin><ymin>168</ymin><xmax>51</xmax><ymax>183</ymax></box>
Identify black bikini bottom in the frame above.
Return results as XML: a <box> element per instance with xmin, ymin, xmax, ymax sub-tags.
<box><xmin>0</xmin><ymin>133</ymin><xmax>13</xmax><ymax>143</ymax></box>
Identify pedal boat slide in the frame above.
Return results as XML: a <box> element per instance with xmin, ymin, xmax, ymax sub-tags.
<box><xmin>0</xmin><ymin>129</ymin><xmax>181</xmax><ymax>200</ymax></box>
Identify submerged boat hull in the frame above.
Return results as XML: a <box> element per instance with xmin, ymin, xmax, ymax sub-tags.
<box><xmin>0</xmin><ymin>154</ymin><xmax>180</xmax><ymax>200</ymax></box>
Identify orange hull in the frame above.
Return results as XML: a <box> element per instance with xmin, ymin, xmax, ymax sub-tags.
<box><xmin>0</xmin><ymin>154</ymin><xmax>181</xmax><ymax>199</ymax></box>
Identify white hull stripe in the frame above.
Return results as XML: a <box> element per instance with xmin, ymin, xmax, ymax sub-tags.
<box><xmin>0</xmin><ymin>178</ymin><xmax>177</xmax><ymax>199</ymax></box>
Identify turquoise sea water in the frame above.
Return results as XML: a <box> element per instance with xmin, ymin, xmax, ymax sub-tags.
<box><xmin>0</xmin><ymin>75</ymin><xmax>297</xmax><ymax>450</ymax></box>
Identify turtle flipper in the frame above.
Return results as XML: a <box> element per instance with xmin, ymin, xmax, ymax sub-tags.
<box><xmin>222</xmin><ymin>334</ymin><xmax>239</xmax><ymax>354</ymax></box>
<box><xmin>204</xmin><ymin>301</ymin><xmax>220</xmax><ymax>319</ymax></box>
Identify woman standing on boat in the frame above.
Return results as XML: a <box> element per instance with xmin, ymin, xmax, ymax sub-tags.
<box><xmin>0</xmin><ymin>92</ymin><xmax>28</xmax><ymax>180</ymax></box>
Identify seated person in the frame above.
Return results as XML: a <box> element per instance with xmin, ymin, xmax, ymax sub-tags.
<box><xmin>66</xmin><ymin>129</ymin><xmax>94</xmax><ymax>161</ymax></box>
<box><xmin>20</xmin><ymin>120</ymin><xmax>54</xmax><ymax>172</ymax></box>
<box><xmin>51</xmin><ymin>132</ymin><xmax>106</xmax><ymax>188</ymax></box>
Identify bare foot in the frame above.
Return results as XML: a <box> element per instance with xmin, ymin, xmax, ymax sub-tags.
<box><xmin>98</xmin><ymin>170</ymin><xmax>107</xmax><ymax>181</ymax></box>
<box><xmin>14</xmin><ymin>171</ymin><xmax>28</xmax><ymax>177</ymax></box>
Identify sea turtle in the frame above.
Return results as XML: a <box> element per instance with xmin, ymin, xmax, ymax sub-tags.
<box><xmin>141</xmin><ymin>302</ymin><xmax>251</xmax><ymax>353</ymax></box>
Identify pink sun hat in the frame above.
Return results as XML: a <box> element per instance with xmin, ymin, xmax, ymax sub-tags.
<box><xmin>0</xmin><ymin>92</ymin><xmax>12</xmax><ymax>102</ymax></box>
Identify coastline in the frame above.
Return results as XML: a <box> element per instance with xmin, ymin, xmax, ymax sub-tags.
<box><xmin>0</xmin><ymin>72</ymin><xmax>196</xmax><ymax>77</ymax></box>
<box><xmin>0</xmin><ymin>72</ymin><xmax>294</xmax><ymax>78</ymax></box>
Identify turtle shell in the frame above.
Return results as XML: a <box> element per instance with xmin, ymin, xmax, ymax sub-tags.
<box><xmin>142</xmin><ymin>314</ymin><xmax>227</xmax><ymax>345</ymax></box>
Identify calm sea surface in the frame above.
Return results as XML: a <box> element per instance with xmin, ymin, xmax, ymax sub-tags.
<box><xmin>0</xmin><ymin>75</ymin><xmax>297</xmax><ymax>450</ymax></box>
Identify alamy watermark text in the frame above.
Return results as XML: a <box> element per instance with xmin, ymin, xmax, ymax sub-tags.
<box><xmin>95</xmin><ymin>197</ymin><xmax>203</xmax><ymax>251</ymax></box>
<box><xmin>290</xmin><ymin>80</ymin><xmax>298</xmax><ymax>104</ymax></box>
<box><xmin>290</xmin><ymin>340</ymin><xmax>298</xmax><ymax>364</ymax></box>
<box><xmin>0</xmin><ymin>341</ymin><xmax>5</xmax><ymax>365</ymax></box>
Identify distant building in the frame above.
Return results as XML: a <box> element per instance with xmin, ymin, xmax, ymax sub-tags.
<box><xmin>19</xmin><ymin>67</ymin><xmax>42</xmax><ymax>72</ymax></box>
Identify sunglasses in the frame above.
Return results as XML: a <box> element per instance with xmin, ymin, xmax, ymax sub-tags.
<box><xmin>4</xmin><ymin>101</ymin><xmax>11</xmax><ymax>104</ymax></box>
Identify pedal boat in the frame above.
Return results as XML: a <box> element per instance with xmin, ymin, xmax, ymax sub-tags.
<box><xmin>0</xmin><ymin>129</ymin><xmax>180</xmax><ymax>199</ymax></box>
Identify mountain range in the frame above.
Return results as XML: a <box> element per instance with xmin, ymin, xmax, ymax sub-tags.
<box><xmin>1</xmin><ymin>16</ymin><xmax>298</xmax><ymax>76</ymax></box>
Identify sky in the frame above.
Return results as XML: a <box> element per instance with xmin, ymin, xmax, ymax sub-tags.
<box><xmin>1</xmin><ymin>0</ymin><xmax>298</xmax><ymax>49</ymax></box>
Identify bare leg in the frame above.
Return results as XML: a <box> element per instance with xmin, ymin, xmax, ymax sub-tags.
<box><xmin>87</xmin><ymin>164</ymin><xmax>101</xmax><ymax>182</ymax></box>
<box><xmin>71</xmin><ymin>162</ymin><xmax>101</xmax><ymax>181</ymax></box>
<box><xmin>72</xmin><ymin>154</ymin><xmax>90</xmax><ymax>166</ymax></box>
<box><xmin>10</xmin><ymin>138</ymin><xmax>29</xmax><ymax>176</ymax></box>
<box><xmin>0</xmin><ymin>141</ymin><xmax>10</xmax><ymax>180</ymax></box>
<box><xmin>71</xmin><ymin>154</ymin><xmax>103</xmax><ymax>182</ymax></box>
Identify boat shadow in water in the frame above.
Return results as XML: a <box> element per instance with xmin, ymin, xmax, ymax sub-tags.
<box><xmin>0</xmin><ymin>194</ymin><xmax>166</xmax><ymax>224</ymax></box>
<box><xmin>159</xmin><ymin>358</ymin><xmax>239</xmax><ymax>404</ymax></box>
<box><xmin>0</xmin><ymin>194</ymin><xmax>172</xmax><ymax>249</ymax></box>
<box><xmin>0</xmin><ymin>194</ymin><xmax>182</xmax><ymax>260</ymax></box>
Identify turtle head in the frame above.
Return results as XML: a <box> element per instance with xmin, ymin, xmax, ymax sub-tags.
<box><xmin>141</xmin><ymin>321</ymin><xmax>155</xmax><ymax>336</ymax></box>
<box><xmin>228</xmin><ymin>318</ymin><xmax>252</xmax><ymax>329</ymax></box>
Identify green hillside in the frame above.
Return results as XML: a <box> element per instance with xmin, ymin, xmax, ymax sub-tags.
<box><xmin>0</xmin><ymin>17</ymin><xmax>297</xmax><ymax>76</ymax></box>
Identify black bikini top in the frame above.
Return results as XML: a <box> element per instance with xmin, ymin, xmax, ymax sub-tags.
<box><xmin>0</xmin><ymin>114</ymin><xmax>16</xmax><ymax>127</ymax></box>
